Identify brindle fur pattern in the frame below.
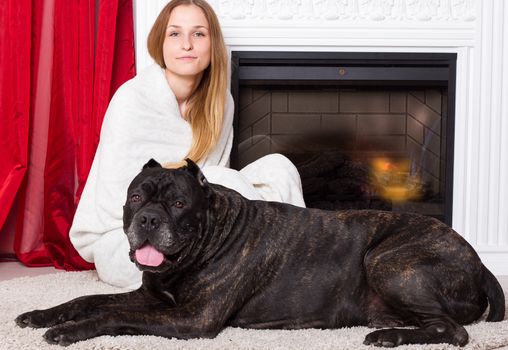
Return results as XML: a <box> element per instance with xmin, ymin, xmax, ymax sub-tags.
<box><xmin>16</xmin><ymin>159</ymin><xmax>505</xmax><ymax>347</ymax></box>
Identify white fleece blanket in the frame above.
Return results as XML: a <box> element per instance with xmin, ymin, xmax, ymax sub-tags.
<box><xmin>69</xmin><ymin>64</ymin><xmax>305</xmax><ymax>289</ymax></box>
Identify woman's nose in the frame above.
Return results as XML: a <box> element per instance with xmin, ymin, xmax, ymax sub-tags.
<box><xmin>182</xmin><ymin>36</ymin><xmax>192</xmax><ymax>50</ymax></box>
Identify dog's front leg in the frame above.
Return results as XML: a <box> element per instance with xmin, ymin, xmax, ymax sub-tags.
<box><xmin>16</xmin><ymin>288</ymin><xmax>150</xmax><ymax>329</ymax></box>
<box><xmin>43</xmin><ymin>306</ymin><xmax>224</xmax><ymax>346</ymax></box>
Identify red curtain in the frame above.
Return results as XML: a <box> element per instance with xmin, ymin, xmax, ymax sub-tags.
<box><xmin>0</xmin><ymin>0</ymin><xmax>136</xmax><ymax>270</ymax></box>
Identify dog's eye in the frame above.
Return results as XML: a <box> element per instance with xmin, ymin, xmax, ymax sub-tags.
<box><xmin>174</xmin><ymin>201</ymin><xmax>185</xmax><ymax>209</ymax></box>
<box><xmin>130</xmin><ymin>194</ymin><xmax>142</xmax><ymax>203</ymax></box>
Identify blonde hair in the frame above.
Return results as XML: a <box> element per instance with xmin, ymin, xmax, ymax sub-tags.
<box><xmin>163</xmin><ymin>160</ymin><xmax>187</xmax><ymax>169</ymax></box>
<box><xmin>147</xmin><ymin>0</ymin><xmax>228</xmax><ymax>163</ymax></box>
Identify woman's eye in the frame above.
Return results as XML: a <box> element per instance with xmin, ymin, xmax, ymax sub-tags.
<box><xmin>174</xmin><ymin>201</ymin><xmax>185</xmax><ymax>209</ymax></box>
<box><xmin>130</xmin><ymin>194</ymin><xmax>142</xmax><ymax>203</ymax></box>
<box><xmin>168</xmin><ymin>31</ymin><xmax>179</xmax><ymax>37</ymax></box>
<box><xmin>194</xmin><ymin>32</ymin><xmax>205</xmax><ymax>37</ymax></box>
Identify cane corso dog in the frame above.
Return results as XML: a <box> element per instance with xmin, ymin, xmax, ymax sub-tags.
<box><xmin>16</xmin><ymin>159</ymin><xmax>505</xmax><ymax>347</ymax></box>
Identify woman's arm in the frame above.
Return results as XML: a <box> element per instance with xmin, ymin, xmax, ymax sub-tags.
<box><xmin>69</xmin><ymin>67</ymin><xmax>193</xmax><ymax>288</ymax></box>
<box><xmin>69</xmin><ymin>86</ymin><xmax>145</xmax><ymax>288</ymax></box>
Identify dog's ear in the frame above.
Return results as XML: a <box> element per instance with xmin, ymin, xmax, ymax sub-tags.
<box><xmin>184</xmin><ymin>158</ymin><xmax>209</xmax><ymax>188</ymax></box>
<box><xmin>142</xmin><ymin>159</ymin><xmax>162</xmax><ymax>170</ymax></box>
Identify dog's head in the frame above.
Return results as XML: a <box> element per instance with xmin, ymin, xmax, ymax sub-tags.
<box><xmin>123</xmin><ymin>158</ymin><xmax>210</xmax><ymax>273</ymax></box>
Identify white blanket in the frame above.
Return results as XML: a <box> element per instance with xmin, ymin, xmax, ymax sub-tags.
<box><xmin>70</xmin><ymin>64</ymin><xmax>305</xmax><ymax>289</ymax></box>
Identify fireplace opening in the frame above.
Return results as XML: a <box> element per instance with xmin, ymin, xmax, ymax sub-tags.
<box><xmin>231</xmin><ymin>52</ymin><xmax>456</xmax><ymax>225</ymax></box>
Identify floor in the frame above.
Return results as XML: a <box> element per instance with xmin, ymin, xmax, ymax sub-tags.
<box><xmin>0</xmin><ymin>261</ymin><xmax>64</xmax><ymax>281</ymax></box>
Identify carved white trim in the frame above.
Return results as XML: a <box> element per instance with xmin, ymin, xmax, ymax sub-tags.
<box><xmin>207</xmin><ymin>0</ymin><xmax>476</xmax><ymax>22</ymax></box>
<box><xmin>134</xmin><ymin>0</ymin><xmax>477</xmax><ymax>67</ymax></box>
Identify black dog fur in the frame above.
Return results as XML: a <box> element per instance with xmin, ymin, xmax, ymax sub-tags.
<box><xmin>16</xmin><ymin>159</ymin><xmax>505</xmax><ymax>347</ymax></box>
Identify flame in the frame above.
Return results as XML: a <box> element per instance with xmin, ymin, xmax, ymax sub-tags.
<box><xmin>370</xmin><ymin>157</ymin><xmax>423</xmax><ymax>202</ymax></box>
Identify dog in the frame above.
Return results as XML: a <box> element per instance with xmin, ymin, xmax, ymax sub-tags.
<box><xmin>16</xmin><ymin>159</ymin><xmax>505</xmax><ymax>347</ymax></box>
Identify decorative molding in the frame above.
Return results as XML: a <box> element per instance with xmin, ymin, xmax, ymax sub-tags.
<box><xmin>207</xmin><ymin>0</ymin><xmax>476</xmax><ymax>22</ymax></box>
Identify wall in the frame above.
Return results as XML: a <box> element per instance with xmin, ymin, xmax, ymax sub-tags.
<box><xmin>133</xmin><ymin>0</ymin><xmax>508</xmax><ymax>274</ymax></box>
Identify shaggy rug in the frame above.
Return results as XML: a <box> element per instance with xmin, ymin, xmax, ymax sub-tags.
<box><xmin>1</xmin><ymin>271</ymin><xmax>507</xmax><ymax>350</ymax></box>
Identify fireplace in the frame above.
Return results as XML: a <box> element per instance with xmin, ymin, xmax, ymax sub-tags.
<box><xmin>230</xmin><ymin>52</ymin><xmax>456</xmax><ymax>225</ymax></box>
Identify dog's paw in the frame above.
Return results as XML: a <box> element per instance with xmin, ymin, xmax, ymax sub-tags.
<box><xmin>43</xmin><ymin>320</ymin><xmax>99</xmax><ymax>346</ymax></box>
<box><xmin>364</xmin><ymin>329</ymin><xmax>403</xmax><ymax>347</ymax></box>
<box><xmin>15</xmin><ymin>310</ymin><xmax>57</xmax><ymax>329</ymax></box>
<box><xmin>43</xmin><ymin>324</ymin><xmax>79</xmax><ymax>346</ymax></box>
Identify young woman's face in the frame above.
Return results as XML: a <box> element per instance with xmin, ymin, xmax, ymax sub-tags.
<box><xmin>163</xmin><ymin>4</ymin><xmax>212</xmax><ymax>80</ymax></box>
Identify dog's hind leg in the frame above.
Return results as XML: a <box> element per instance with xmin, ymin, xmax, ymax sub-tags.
<box><xmin>362</xmin><ymin>247</ymin><xmax>485</xmax><ymax>346</ymax></box>
<box><xmin>363</xmin><ymin>271</ymin><xmax>471</xmax><ymax>347</ymax></box>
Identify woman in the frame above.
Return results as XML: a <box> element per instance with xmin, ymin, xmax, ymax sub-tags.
<box><xmin>70</xmin><ymin>0</ymin><xmax>305</xmax><ymax>289</ymax></box>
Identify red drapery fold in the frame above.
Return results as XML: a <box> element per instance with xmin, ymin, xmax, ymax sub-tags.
<box><xmin>0</xmin><ymin>0</ymin><xmax>31</xmax><ymax>232</ymax></box>
<box><xmin>77</xmin><ymin>0</ymin><xmax>137</xmax><ymax>201</ymax></box>
<box><xmin>0</xmin><ymin>0</ymin><xmax>136</xmax><ymax>270</ymax></box>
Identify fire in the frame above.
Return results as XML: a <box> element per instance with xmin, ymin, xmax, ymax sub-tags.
<box><xmin>370</xmin><ymin>157</ymin><xmax>423</xmax><ymax>202</ymax></box>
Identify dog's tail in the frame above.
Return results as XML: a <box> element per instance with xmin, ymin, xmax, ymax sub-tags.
<box><xmin>481</xmin><ymin>264</ymin><xmax>505</xmax><ymax>321</ymax></box>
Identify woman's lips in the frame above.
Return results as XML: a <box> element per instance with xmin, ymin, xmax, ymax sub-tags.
<box><xmin>177</xmin><ymin>56</ymin><xmax>197</xmax><ymax>61</ymax></box>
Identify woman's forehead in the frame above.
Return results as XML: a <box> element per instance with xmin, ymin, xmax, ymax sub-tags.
<box><xmin>167</xmin><ymin>5</ymin><xmax>209</xmax><ymax>28</ymax></box>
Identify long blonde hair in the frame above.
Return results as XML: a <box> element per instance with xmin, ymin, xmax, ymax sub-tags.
<box><xmin>147</xmin><ymin>0</ymin><xmax>228</xmax><ymax>163</ymax></box>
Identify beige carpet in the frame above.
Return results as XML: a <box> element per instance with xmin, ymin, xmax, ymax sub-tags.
<box><xmin>1</xmin><ymin>271</ymin><xmax>507</xmax><ymax>350</ymax></box>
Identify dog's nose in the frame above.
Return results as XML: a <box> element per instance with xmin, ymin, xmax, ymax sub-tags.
<box><xmin>139</xmin><ymin>212</ymin><xmax>161</xmax><ymax>232</ymax></box>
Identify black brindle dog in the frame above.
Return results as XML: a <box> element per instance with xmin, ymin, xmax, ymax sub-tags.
<box><xmin>16</xmin><ymin>159</ymin><xmax>505</xmax><ymax>347</ymax></box>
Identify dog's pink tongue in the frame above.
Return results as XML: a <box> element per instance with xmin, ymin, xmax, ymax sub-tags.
<box><xmin>135</xmin><ymin>245</ymin><xmax>164</xmax><ymax>266</ymax></box>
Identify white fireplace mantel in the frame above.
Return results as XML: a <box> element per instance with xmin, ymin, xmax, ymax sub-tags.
<box><xmin>133</xmin><ymin>0</ymin><xmax>508</xmax><ymax>275</ymax></box>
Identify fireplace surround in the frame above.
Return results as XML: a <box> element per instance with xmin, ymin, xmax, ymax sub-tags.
<box><xmin>231</xmin><ymin>51</ymin><xmax>456</xmax><ymax>225</ymax></box>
